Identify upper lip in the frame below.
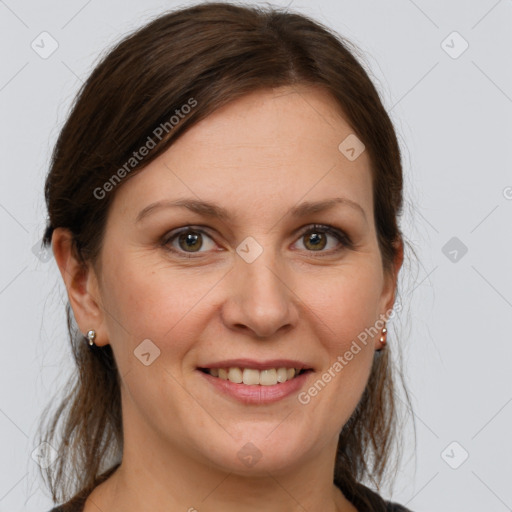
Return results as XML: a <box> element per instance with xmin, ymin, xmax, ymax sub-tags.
<box><xmin>198</xmin><ymin>358</ymin><xmax>313</xmax><ymax>371</ymax></box>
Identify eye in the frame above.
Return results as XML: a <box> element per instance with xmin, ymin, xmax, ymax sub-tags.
<box><xmin>162</xmin><ymin>227</ymin><xmax>217</xmax><ymax>257</ymax></box>
<box><xmin>161</xmin><ymin>224</ymin><xmax>351</xmax><ymax>259</ymax></box>
<box><xmin>294</xmin><ymin>224</ymin><xmax>350</xmax><ymax>255</ymax></box>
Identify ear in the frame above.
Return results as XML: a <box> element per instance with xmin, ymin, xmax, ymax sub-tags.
<box><xmin>51</xmin><ymin>227</ymin><xmax>109</xmax><ymax>347</ymax></box>
<box><xmin>378</xmin><ymin>237</ymin><xmax>404</xmax><ymax>332</ymax></box>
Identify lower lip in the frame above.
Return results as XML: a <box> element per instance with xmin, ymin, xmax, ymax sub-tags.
<box><xmin>197</xmin><ymin>369</ymin><xmax>312</xmax><ymax>405</ymax></box>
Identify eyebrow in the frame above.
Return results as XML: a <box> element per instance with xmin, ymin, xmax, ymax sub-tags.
<box><xmin>136</xmin><ymin>196</ymin><xmax>367</xmax><ymax>223</ymax></box>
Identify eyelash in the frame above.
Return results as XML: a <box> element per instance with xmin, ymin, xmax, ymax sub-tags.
<box><xmin>160</xmin><ymin>224</ymin><xmax>353</xmax><ymax>259</ymax></box>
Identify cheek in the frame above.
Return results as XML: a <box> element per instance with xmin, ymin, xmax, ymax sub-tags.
<box><xmin>303</xmin><ymin>259</ymin><xmax>384</xmax><ymax>349</ymax></box>
<box><xmin>298</xmin><ymin>258</ymin><xmax>383</xmax><ymax>403</ymax></box>
<box><xmin>289</xmin><ymin>262</ymin><xmax>383</xmax><ymax>442</ymax></box>
<box><xmin>99</xmin><ymin>251</ymin><xmax>219</xmax><ymax>362</ymax></box>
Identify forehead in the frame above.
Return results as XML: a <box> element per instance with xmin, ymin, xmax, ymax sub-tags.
<box><xmin>112</xmin><ymin>85</ymin><xmax>373</xmax><ymax>225</ymax></box>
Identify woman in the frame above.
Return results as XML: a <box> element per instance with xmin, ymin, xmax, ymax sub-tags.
<box><xmin>38</xmin><ymin>2</ymin><xmax>414</xmax><ymax>511</ymax></box>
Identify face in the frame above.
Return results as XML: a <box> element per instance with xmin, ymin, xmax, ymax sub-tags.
<box><xmin>78</xmin><ymin>85</ymin><xmax>399</xmax><ymax>476</ymax></box>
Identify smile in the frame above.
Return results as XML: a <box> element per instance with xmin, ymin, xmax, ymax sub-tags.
<box><xmin>197</xmin><ymin>365</ymin><xmax>313</xmax><ymax>405</ymax></box>
<box><xmin>199</xmin><ymin>367</ymin><xmax>310</xmax><ymax>386</ymax></box>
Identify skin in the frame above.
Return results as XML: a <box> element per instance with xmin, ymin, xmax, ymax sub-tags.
<box><xmin>53</xmin><ymin>84</ymin><xmax>403</xmax><ymax>512</ymax></box>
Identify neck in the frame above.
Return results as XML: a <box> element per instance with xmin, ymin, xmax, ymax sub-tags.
<box><xmin>102</xmin><ymin>464</ymin><xmax>355</xmax><ymax>512</ymax></box>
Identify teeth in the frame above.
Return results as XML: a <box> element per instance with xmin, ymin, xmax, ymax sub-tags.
<box><xmin>259</xmin><ymin>369</ymin><xmax>277</xmax><ymax>386</ymax></box>
<box><xmin>228</xmin><ymin>367</ymin><xmax>243</xmax><ymax>383</ymax></box>
<box><xmin>276</xmin><ymin>368</ymin><xmax>288</xmax><ymax>383</ymax></box>
<box><xmin>207</xmin><ymin>367</ymin><xmax>304</xmax><ymax>385</ymax></box>
<box><xmin>243</xmin><ymin>368</ymin><xmax>260</xmax><ymax>385</ymax></box>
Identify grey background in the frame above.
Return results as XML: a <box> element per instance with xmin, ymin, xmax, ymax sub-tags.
<box><xmin>1</xmin><ymin>0</ymin><xmax>511</xmax><ymax>511</ymax></box>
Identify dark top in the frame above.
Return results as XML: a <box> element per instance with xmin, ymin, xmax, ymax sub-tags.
<box><xmin>47</xmin><ymin>480</ymin><xmax>412</xmax><ymax>512</ymax></box>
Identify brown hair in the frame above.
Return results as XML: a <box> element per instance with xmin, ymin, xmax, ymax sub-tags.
<box><xmin>37</xmin><ymin>2</ymin><xmax>415</xmax><ymax>509</ymax></box>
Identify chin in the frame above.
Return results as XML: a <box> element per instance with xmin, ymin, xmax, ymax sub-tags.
<box><xmin>196</xmin><ymin>427</ymin><xmax>316</xmax><ymax>476</ymax></box>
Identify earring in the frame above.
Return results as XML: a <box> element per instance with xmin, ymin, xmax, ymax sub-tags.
<box><xmin>377</xmin><ymin>326</ymin><xmax>387</xmax><ymax>351</ymax></box>
<box><xmin>87</xmin><ymin>330</ymin><xmax>96</xmax><ymax>346</ymax></box>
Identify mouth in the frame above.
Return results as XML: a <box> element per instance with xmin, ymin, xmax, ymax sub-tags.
<box><xmin>198</xmin><ymin>366</ymin><xmax>312</xmax><ymax>386</ymax></box>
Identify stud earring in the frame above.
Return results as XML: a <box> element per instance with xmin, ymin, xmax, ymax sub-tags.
<box><xmin>377</xmin><ymin>326</ymin><xmax>387</xmax><ymax>351</ymax></box>
<box><xmin>87</xmin><ymin>330</ymin><xmax>96</xmax><ymax>346</ymax></box>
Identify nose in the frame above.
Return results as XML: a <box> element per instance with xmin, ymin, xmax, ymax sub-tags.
<box><xmin>221</xmin><ymin>251</ymin><xmax>299</xmax><ymax>339</ymax></box>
